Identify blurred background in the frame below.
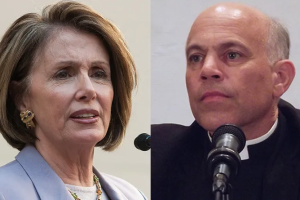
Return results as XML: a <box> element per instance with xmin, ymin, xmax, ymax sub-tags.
<box><xmin>0</xmin><ymin>0</ymin><xmax>150</xmax><ymax>198</ymax></box>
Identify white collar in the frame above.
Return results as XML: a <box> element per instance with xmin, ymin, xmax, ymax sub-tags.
<box><xmin>208</xmin><ymin>118</ymin><xmax>278</xmax><ymax>160</ymax></box>
<box><xmin>240</xmin><ymin>118</ymin><xmax>278</xmax><ymax>160</ymax></box>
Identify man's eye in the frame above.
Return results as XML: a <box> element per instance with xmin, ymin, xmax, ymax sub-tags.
<box><xmin>54</xmin><ymin>70</ymin><xmax>70</xmax><ymax>79</ymax></box>
<box><xmin>189</xmin><ymin>55</ymin><xmax>202</xmax><ymax>63</ymax></box>
<box><xmin>227</xmin><ymin>52</ymin><xmax>240</xmax><ymax>60</ymax></box>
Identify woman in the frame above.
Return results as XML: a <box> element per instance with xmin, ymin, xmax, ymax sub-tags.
<box><xmin>0</xmin><ymin>1</ymin><xmax>146</xmax><ymax>199</ymax></box>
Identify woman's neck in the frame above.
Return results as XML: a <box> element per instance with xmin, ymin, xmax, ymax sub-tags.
<box><xmin>35</xmin><ymin>139</ymin><xmax>95</xmax><ymax>187</ymax></box>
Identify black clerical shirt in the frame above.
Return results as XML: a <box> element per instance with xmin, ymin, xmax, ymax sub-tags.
<box><xmin>152</xmin><ymin>99</ymin><xmax>300</xmax><ymax>200</ymax></box>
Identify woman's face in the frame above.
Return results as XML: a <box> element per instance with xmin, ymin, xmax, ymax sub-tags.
<box><xmin>22</xmin><ymin>28</ymin><xmax>113</xmax><ymax>148</ymax></box>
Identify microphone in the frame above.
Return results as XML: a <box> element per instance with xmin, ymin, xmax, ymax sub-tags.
<box><xmin>207</xmin><ymin>124</ymin><xmax>246</xmax><ymax>198</ymax></box>
<box><xmin>134</xmin><ymin>133</ymin><xmax>151</xmax><ymax>151</ymax></box>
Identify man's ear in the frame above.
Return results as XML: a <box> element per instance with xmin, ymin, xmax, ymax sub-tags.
<box><xmin>272</xmin><ymin>59</ymin><xmax>295</xmax><ymax>98</ymax></box>
<box><xmin>9</xmin><ymin>81</ymin><xmax>30</xmax><ymax>111</ymax></box>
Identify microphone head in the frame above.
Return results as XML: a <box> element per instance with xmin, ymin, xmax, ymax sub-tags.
<box><xmin>134</xmin><ymin>133</ymin><xmax>151</xmax><ymax>151</ymax></box>
<box><xmin>208</xmin><ymin>124</ymin><xmax>246</xmax><ymax>180</ymax></box>
<box><xmin>212</xmin><ymin>124</ymin><xmax>246</xmax><ymax>153</ymax></box>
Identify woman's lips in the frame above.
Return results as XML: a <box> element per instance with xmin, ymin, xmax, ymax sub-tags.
<box><xmin>70</xmin><ymin>116</ymin><xmax>100</xmax><ymax>124</ymax></box>
<box><xmin>70</xmin><ymin>109</ymin><xmax>100</xmax><ymax>124</ymax></box>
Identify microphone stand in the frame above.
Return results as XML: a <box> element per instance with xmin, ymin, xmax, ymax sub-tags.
<box><xmin>208</xmin><ymin>147</ymin><xmax>241</xmax><ymax>200</ymax></box>
<box><xmin>213</xmin><ymin>173</ymin><xmax>231</xmax><ymax>200</ymax></box>
<box><xmin>207</xmin><ymin>124</ymin><xmax>246</xmax><ymax>200</ymax></box>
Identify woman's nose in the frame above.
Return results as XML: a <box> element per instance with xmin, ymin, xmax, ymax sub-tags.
<box><xmin>75</xmin><ymin>74</ymin><xmax>97</xmax><ymax>101</ymax></box>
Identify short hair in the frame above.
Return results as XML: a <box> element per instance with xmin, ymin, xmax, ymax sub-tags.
<box><xmin>0</xmin><ymin>1</ymin><xmax>136</xmax><ymax>151</ymax></box>
<box><xmin>266</xmin><ymin>18</ymin><xmax>290</xmax><ymax>65</ymax></box>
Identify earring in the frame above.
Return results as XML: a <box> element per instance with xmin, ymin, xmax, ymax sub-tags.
<box><xmin>20</xmin><ymin>110</ymin><xmax>35</xmax><ymax>129</ymax></box>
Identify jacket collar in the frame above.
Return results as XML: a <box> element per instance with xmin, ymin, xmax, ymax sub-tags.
<box><xmin>16</xmin><ymin>145</ymin><xmax>73</xmax><ymax>200</ymax></box>
<box><xmin>93</xmin><ymin>168</ymin><xmax>128</xmax><ymax>200</ymax></box>
<box><xmin>15</xmin><ymin>145</ymin><xmax>142</xmax><ymax>200</ymax></box>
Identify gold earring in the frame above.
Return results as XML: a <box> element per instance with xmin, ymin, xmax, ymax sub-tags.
<box><xmin>20</xmin><ymin>110</ymin><xmax>35</xmax><ymax>129</ymax></box>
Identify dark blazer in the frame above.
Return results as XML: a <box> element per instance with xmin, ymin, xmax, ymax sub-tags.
<box><xmin>0</xmin><ymin>145</ymin><xmax>147</xmax><ymax>200</ymax></box>
<box><xmin>151</xmin><ymin>99</ymin><xmax>300</xmax><ymax>200</ymax></box>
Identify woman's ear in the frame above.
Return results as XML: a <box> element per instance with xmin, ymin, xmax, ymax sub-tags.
<box><xmin>272</xmin><ymin>59</ymin><xmax>295</xmax><ymax>98</ymax></box>
<box><xmin>9</xmin><ymin>80</ymin><xmax>30</xmax><ymax>111</ymax></box>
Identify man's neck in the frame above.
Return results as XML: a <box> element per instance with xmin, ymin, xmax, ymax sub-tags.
<box><xmin>242</xmin><ymin>107</ymin><xmax>278</xmax><ymax>140</ymax></box>
<box><xmin>207</xmin><ymin>106</ymin><xmax>278</xmax><ymax>140</ymax></box>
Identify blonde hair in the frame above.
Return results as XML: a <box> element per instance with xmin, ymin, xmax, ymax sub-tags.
<box><xmin>0</xmin><ymin>1</ymin><xmax>136</xmax><ymax>151</ymax></box>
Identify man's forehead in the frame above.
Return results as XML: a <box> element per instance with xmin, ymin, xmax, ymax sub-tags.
<box><xmin>203</xmin><ymin>4</ymin><xmax>244</xmax><ymax>19</ymax></box>
<box><xmin>199</xmin><ymin>2</ymin><xmax>267</xmax><ymax>18</ymax></box>
<box><xmin>186</xmin><ymin>3</ymin><xmax>269</xmax><ymax>48</ymax></box>
<box><xmin>193</xmin><ymin>3</ymin><xmax>268</xmax><ymax>28</ymax></box>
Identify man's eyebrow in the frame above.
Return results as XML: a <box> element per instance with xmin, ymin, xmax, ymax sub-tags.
<box><xmin>185</xmin><ymin>44</ymin><xmax>206</xmax><ymax>57</ymax></box>
<box><xmin>218</xmin><ymin>41</ymin><xmax>251</xmax><ymax>54</ymax></box>
<box><xmin>186</xmin><ymin>41</ymin><xmax>251</xmax><ymax>56</ymax></box>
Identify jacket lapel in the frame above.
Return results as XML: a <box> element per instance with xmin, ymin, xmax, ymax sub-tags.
<box><xmin>16</xmin><ymin>145</ymin><xmax>73</xmax><ymax>200</ymax></box>
<box><xmin>93</xmin><ymin>168</ymin><xmax>128</xmax><ymax>200</ymax></box>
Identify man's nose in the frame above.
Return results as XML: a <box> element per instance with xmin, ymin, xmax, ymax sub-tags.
<box><xmin>200</xmin><ymin>54</ymin><xmax>224</xmax><ymax>81</ymax></box>
<box><xmin>75</xmin><ymin>74</ymin><xmax>97</xmax><ymax>101</ymax></box>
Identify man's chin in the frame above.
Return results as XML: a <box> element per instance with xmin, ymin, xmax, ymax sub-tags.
<box><xmin>196</xmin><ymin>117</ymin><xmax>239</xmax><ymax>133</ymax></box>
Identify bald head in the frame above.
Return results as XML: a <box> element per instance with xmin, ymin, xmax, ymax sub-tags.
<box><xmin>185</xmin><ymin>3</ymin><xmax>294</xmax><ymax>137</ymax></box>
<box><xmin>187</xmin><ymin>3</ymin><xmax>289</xmax><ymax>65</ymax></box>
<box><xmin>198</xmin><ymin>2</ymin><xmax>269</xmax><ymax>23</ymax></box>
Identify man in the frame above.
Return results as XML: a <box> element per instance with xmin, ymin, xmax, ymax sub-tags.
<box><xmin>152</xmin><ymin>3</ymin><xmax>300</xmax><ymax>200</ymax></box>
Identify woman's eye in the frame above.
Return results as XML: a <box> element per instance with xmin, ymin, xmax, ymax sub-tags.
<box><xmin>227</xmin><ymin>52</ymin><xmax>240</xmax><ymax>60</ymax></box>
<box><xmin>91</xmin><ymin>69</ymin><xmax>107</xmax><ymax>79</ymax></box>
<box><xmin>54</xmin><ymin>70</ymin><xmax>70</xmax><ymax>79</ymax></box>
<box><xmin>189</xmin><ymin>55</ymin><xmax>202</xmax><ymax>63</ymax></box>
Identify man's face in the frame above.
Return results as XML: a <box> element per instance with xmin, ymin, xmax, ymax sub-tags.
<box><xmin>185</xmin><ymin>6</ymin><xmax>277</xmax><ymax>135</ymax></box>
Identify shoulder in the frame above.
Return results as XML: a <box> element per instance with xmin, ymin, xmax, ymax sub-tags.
<box><xmin>151</xmin><ymin>122</ymin><xmax>210</xmax><ymax>199</ymax></box>
<box><xmin>0</xmin><ymin>160</ymin><xmax>26</xmax><ymax>186</ymax></box>
<box><xmin>278</xmin><ymin>99</ymin><xmax>300</xmax><ymax>131</ymax></box>
<box><xmin>152</xmin><ymin>123</ymin><xmax>189</xmax><ymax>135</ymax></box>
<box><xmin>151</xmin><ymin>123</ymin><xmax>191</xmax><ymax>145</ymax></box>
<box><xmin>278</xmin><ymin>99</ymin><xmax>300</xmax><ymax>118</ymax></box>
<box><xmin>151</xmin><ymin>121</ymin><xmax>206</xmax><ymax>150</ymax></box>
<box><xmin>151</xmin><ymin>121</ymin><xmax>206</xmax><ymax>136</ymax></box>
<box><xmin>151</xmin><ymin>121</ymin><xmax>208</xmax><ymax>173</ymax></box>
<box><xmin>151</xmin><ymin>123</ymin><xmax>190</xmax><ymax>159</ymax></box>
<box><xmin>277</xmin><ymin>99</ymin><xmax>300</xmax><ymax>166</ymax></box>
<box><xmin>0</xmin><ymin>160</ymin><xmax>39</xmax><ymax>199</ymax></box>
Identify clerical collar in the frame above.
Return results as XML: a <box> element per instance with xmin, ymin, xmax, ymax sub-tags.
<box><xmin>208</xmin><ymin>118</ymin><xmax>278</xmax><ymax>160</ymax></box>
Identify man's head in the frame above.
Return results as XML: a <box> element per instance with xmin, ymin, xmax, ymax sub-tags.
<box><xmin>185</xmin><ymin>3</ymin><xmax>295</xmax><ymax>139</ymax></box>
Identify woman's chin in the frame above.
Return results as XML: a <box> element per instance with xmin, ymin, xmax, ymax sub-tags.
<box><xmin>67</xmin><ymin>130</ymin><xmax>106</xmax><ymax>146</ymax></box>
